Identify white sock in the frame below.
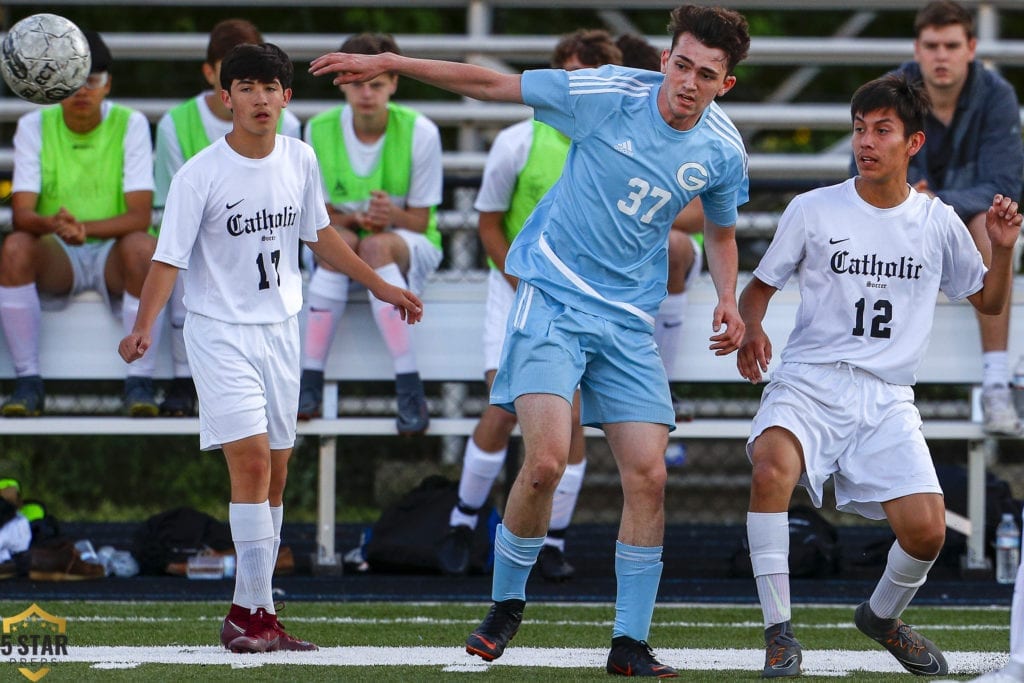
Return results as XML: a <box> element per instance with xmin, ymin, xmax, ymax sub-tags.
<box><xmin>122</xmin><ymin>293</ymin><xmax>163</xmax><ymax>377</ymax></box>
<box><xmin>748</xmin><ymin>511</ymin><xmax>791</xmax><ymax>627</ymax></box>
<box><xmin>369</xmin><ymin>263</ymin><xmax>417</xmax><ymax>375</ymax></box>
<box><xmin>303</xmin><ymin>269</ymin><xmax>349</xmax><ymax>371</ymax></box>
<box><xmin>549</xmin><ymin>459</ymin><xmax>586</xmax><ymax>533</ymax></box>
<box><xmin>229</xmin><ymin>501</ymin><xmax>276</xmax><ymax>614</ymax></box>
<box><xmin>0</xmin><ymin>284</ymin><xmax>41</xmax><ymax>376</ymax></box>
<box><xmin>654</xmin><ymin>292</ymin><xmax>687</xmax><ymax>378</ymax></box>
<box><xmin>452</xmin><ymin>439</ymin><xmax>506</xmax><ymax>528</ymax></box>
<box><xmin>169</xmin><ymin>279</ymin><xmax>190</xmax><ymax>377</ymax></box>
<box><xmin>868</xmin><ymin>541</ymin><xmax>933</xmax><ymax>619</ymax></box>
<box><xmin>270</xmin><ymin>504</ymin><xmax>283</xmax><ymax>568</ymax></box>
<box><xmin>984</xmin><ymin>351</ymin><xmax>1010</xmax><ymax>389</ymax></box>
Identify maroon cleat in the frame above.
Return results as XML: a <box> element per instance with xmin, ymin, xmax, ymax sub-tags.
<box><xmin>220</xmin><ymin>603</ymin><xmax>249</xmax><ymax>649</ymax></box>
<box><xmin>227</xmin><ymin>607</ymin><xmax>280</xmax><ymax>653</ymax></box>
<box><xmin>270</xmin><ymin>613</ymin><xmax>319</xmax><ymax>651</ymax></box>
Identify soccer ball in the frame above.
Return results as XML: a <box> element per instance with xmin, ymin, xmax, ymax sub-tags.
<box><xmin>1</xmin><ymin>14</ymin><xmax>91</xmax><ymax>105</ymax></box>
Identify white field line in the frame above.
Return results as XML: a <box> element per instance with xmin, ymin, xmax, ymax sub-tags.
<box><xmin>60</xmin><ymin>646</ymin><xmax>1006</xmax><ymax>675</ymax></box>
<box><xmin>59</xmin><ymin>615</ymin><xmax>1010</xmax><ymax>631</ymax></box>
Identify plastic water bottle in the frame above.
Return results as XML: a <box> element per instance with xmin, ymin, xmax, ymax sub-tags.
<box><xmin>186</xmin><ymin>554</ymin><xmax>226</xmax><ymax>580</ymax></box>
<box><xmin>1013</xmin><ymin>355</ymin><xmax>1024</xmax><ymax>419</ymax></box>
<box><xmin>995</xmin><ymin>513</ymin><xmax>1021</xmax><ymax>584</ymax></box>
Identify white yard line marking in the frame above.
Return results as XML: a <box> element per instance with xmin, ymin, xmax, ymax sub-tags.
<box><xmin>55</xmin><ymin>646</ymin><xmax>1006</xmax><ymax>675</ymax></box>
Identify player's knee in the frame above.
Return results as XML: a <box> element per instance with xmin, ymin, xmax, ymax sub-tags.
<box><xmin>901</xmin><ymin>524</ymin><xmax>946</xmax><ymax>561</ymax></box>
<box><xmin>522</xmin><ymin>457</ymin><xmax>564</xmax><ymax>492</ymax></box>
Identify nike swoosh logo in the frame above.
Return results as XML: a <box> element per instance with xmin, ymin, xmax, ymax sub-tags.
<box><xmin>899</xmin><ymin>653</ymin><xmax>944</xmax><ymax>675</ymax></box>
<box><xmin>829</xmin><ymin>237</ymin><xmax>850</xmax><ymax>244</ymax></box>
<box><xmin>226</xmin><ymin>199</ymin><xmax>244</xmax><ymax>210</ymax></box>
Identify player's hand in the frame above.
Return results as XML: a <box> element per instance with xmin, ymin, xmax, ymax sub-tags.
<box><xmin>737</xmin><ymin>325</ymin><xmax>772</xmax><ymax>383</ymax></box>
<box><xmin>53</xmin><ymin>208</ymin><xmax>85</xmax><ymax>245</ymax></box>
<box><xmin>986</xmin><ymin>193</ymin><xmax>1023</xmax><ymax>250</ymax></box>
<box><xmin>310</xmin><ymin>52</ymin><xmax>391</xmax><ymax>87</ymax></box>
<box><xmin>362</xmin><ymin>191</ymin><xmax>392</xmax><ymax>232</ymax></box>
<box><xmin>373</xmin><ymin>284</ymin><xmax>423</xmax><ymax>325</ymax></box>
<box><xmin>118</xmin><ymin>333</ymin><xmax>151</xmax><ymax>363</ymax></box>
<box><xmin>709</xmin><ymin>300</ymin><xmax>744</xmax><ymax>356</ymax></box>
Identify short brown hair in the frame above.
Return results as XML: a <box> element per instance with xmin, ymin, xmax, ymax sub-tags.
<box><xmin>207</xmin><ymin>19</ymin><xmax>262</xmax><ymax>65</ymax></box>
<box><xmin>616</xmin><ymin>33</ymin><xmax>661</xmax><ymax>71</ymax></box>
<box><xmin>340</xmin><ymin>33</ymin><xmax>401</xmax><ymax>56</ymax></box>
<box><xmin>914</xmin><ymin>1</ymin><xmax>974</xmax><ymax>40</ymax></box>
<box><xmin>851</xmin><ymin>73</ymin><xmax>931</xmax><ymax>138</ymax></box>
<box><xmin>667</xmin><ymin>5</ymin><xmax>750</xmax><ymax>74</ymax></box>
<box><xmin>551</xmin><ymin>29</ymin><xmax>621</xmax><ymax>69</ymax></box>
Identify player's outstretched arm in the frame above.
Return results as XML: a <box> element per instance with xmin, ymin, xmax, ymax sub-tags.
<box><xmin>969</xmin><ymin>193</ymin><xmax>1023</xmax><ymax>315</ymax></box>
<box><xmin>119</xmin><ymin>261</ymin><xmax>179</xmax><ymax>363</ymax></box>
<box><xmin>308</xmin><ymin>226</ymin><xmax>423</xmax><ymax>324</ymax></box>
<box><xmin>310</xmin><ymin>51</ymin><xmax>523</xmax><ymax>104</ymax></box>
<box><xmin>703</xmin><ymin>218</ymin><xmax>744</xmax><ymax>355</ymax></box>
<box><xmin>737</xmin><ymin>277</ymin><xmax>777</xmax><ymax>384</ymax></box>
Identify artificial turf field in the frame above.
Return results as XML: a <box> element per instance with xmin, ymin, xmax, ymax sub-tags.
<box><xmin>0</xmin><ymin>600</ymin><xmax>1010</xmax><ymax>681</ymax></box>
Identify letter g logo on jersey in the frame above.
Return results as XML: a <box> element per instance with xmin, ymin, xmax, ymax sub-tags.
<box><xmin>675</xmin><ymin>162</ymin><xmax>709</xmax><ymax>192</ymax></box>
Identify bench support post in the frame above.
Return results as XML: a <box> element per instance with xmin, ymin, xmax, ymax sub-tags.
<box><xmin>314</xmin><ymin>435</ymin><xmax>342</xmax><ymax>573</ymax></box>
<box><xmin>964</xmin><ymin>438</ymin><xmax>993</xmax><ymax>571</ymax></box>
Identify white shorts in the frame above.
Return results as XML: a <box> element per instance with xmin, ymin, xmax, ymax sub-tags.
<box><xmin>41</xmin><ymin>239</ymin><xmax>116</xmax><ymax>312</ymax></box>
<box><xmin>746</xmin><ymin>361</ymin><xmax>942</xmax><ymax>520</ymax></box>
<box><xmin>482</xmin><ymin>268</ymin><xmax>516</xmax><ymax>373</ymax></box>
<box><xmin>185</xmin><ymin>312</ymin><xmax>301</xmax><ymax>452</ymax></box>
<box><xmin>393</xmin><ymin>228</ymin><xmax>442</xmax><ymax>295</ymax></box>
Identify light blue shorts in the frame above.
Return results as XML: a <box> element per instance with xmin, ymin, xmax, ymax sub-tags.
<box><xmin>490</xmin><ymin>283</ymin><xmax>675</xmax><ymax>430</ymax></box>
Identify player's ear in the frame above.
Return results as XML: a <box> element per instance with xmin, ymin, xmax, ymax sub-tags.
<box><xmin>219</xmin><ymin>86</ymin><xmax>232</xmax><ymax>110</ymax></box>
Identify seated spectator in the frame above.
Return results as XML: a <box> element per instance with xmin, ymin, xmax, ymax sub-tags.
<box><xmin>0</xmin><ymin>30</ymin><xmax>161</xmax><ymax>417</ymax></box>
<box><xmin>0</xmin><ymin>478</ymin><xmax>32</xmax><ymax>578</ymax></box>
<box><xmin>298</xmin><ymin>33</ymin><xmax>443</xmax><ymax>435</ymax></box>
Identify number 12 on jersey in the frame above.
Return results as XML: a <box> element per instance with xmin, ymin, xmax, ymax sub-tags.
<box><xmin>852</xmin><ymin>297</ymin><xmax>892</xmax><ymax>338</ymax></box>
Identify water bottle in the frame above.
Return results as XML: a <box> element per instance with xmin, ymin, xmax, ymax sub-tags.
<box><xmin>186</xmin><ymin>554</ymin><xmax>226</xmax><ymax>580</ymax></box>
<box><xmin>1013</xmin><ymin>355</ymin><xmax>1024</xmax><ymax>419</ymax></box>
<box><xmin>995</xmin><ymin>512</ymin><xmax>1021</xmax><ymax>584</ymax></box>
<box><xmin>664</xmin><ymin>442</ymin><xmax>687</xmax><ymax>468</ymax></box>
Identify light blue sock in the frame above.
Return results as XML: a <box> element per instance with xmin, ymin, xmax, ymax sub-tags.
<box><xmin>613</xmin><ymin>541</ymin><xmax>663</xmax><ymax>642</ymax></box>
<box><xmin>491</xmin><ymin>523</ymin><xmax>544</xmax><ymax>602</ymax></box>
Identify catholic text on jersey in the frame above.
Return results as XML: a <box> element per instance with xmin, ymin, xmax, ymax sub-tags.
<box><xmin>226</xmin><ymin>205</ymin><xmax>298</xmax><ymax>237</ymax></box>
<box><xmin>829</xmin><ymin>249</ymin><xmax>924</xmax><ymax>282</ymax></box>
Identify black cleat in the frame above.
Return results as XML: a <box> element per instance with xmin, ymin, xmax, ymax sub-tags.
<box><xmin>2</xmin><ymin>375</ymin><xmax>44</xmax><ymax>417</ymax></box>
<box><xmin>465</xmin><ymin>599</ymin><xmax>524</xmax><ymax>661</ymax></box>
<box><xmin>160</xmin><ymin>377</ymin><xmax>197</xmax><ymax>416</ymax></box>
<box><xmin>437</xmin><ymin>525</ymin><xmax>474</xmax><ymax>576</ymax></box>
<box><xmin>395</xmin><ymin>371</ymin><xmax>429</xmax><ymax>434</ymax></box>
<box><xmin>606</xmin><ymin>636</ymin><xmax>678</xmax><ymax>677</ymax></box>
<box><xmin>297</xmin><ymin>369</ymin><xmax>324</xmax><ymax>420</ymax></box>
<box><xmin>762</xmin><ymin>620</ymin><xmax>802</xmax><ymax>678</ymax></box>
<box><xmin>537</xmin><ymin>544</ymin><xmax>575</xmax><ymax>582</ymax></box>
<box><xmin>854</xmin><ymin>602</ymin><xmax>948</xmax><ymax>676</ymax></box>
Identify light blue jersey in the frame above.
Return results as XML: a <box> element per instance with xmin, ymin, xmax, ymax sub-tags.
<box><xmin>506</xmin><ymin>65</ymin><xmax>749</xmax><ymax>332</ymax></box>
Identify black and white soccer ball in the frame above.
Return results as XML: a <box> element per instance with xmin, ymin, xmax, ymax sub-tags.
<box><xmin>1</xmin><ymin>14</ymin><xmax>91</xmax><ymax>105</ymax></box>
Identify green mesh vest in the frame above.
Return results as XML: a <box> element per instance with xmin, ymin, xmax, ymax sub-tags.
<box><xmin>492</xmin><ymin>121</ymin><xmax>569</xmax><ymax>270</ymax></box>
<box><xmin>169</xmin><ymin>96</ymin><xmax>286</xmax><ymax>160</ymax></box>
<box><xmin>38</xmin><ymin>105</ymin><xmax>131</xmax><ymax>244</ymax></box>
<box><xmin>307</xmin><ymin>103</ymin><xmax>440</xmax><ymax>250</ymax></box>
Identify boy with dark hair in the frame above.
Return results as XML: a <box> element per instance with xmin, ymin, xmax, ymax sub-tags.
<box><xmin>740</xmin><ymin>72</ymin><xmax>1020</xmax><ymax>678</ymax></box>
<box><xmin>298</xmin><ymin>32</ymin><xmax>443</xmax><ymax>435</ymax></box>
<box><xmin>120</xmin><ymin>42</ymin><xmax>422</xmax><ymax>654</ymax></box>
<box><xmin>312</xmin><ymin>4</ymin><xmax>751</xmax><ymax>675</ymax></box>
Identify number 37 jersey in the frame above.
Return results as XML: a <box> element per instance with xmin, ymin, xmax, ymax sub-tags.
<box><xmin>507</xmin><ymin>66</ymin><xmax>749</xmax><ymax>332</ymax></box>
<box><xmin>156</xmin><ymin>135</ymin><xmax>327</xmax><ymax>324</ymax></box>
<box><xmin>754</xmin><ymin>179</ymin><xmax>986</xmax><ymax>386</ymax></box>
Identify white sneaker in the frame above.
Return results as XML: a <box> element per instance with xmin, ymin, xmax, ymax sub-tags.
<box><xmin>982</xmin><ymin>385</ymin><xmax>1023</xmax><ymax>436</ymax></box>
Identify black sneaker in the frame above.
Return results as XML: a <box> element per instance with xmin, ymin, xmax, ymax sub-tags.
<box><xmin>853</xmin><ymin>602</ymin><xmax>948</xmax><ymax>676</ymax></box>
<box><xmin>606</xmin><ymin>636</ymin><xmax>678</xmax><ymax>677</ymax></box>
<box><xmin>124</xmin><ymin>377</ymin><xmax>158</xmax><ymax>417</ymax></box>
<box><xmin>762</xmin><ymin>620</ymin><xmax>802</xmax><ymax>678</ymax></box>
<box><xmin>297</xmin><ymin>369</ymin><xmax>324</xmax><ymax>421</ymax></box>
<box><xmin>537</xmin><ymin>544</ymin><xmax>575</xmax><ymax>582</ymax></box>
<box><xmin>465</xmin><ymin>599</ymin><xmax>524</xmax><ymax>662</ymax></box>
<box><xmin>2</xmin><ymin>375</ymin><xmax>44</xmax><ymax>417</ymax></box>
<box><xmin>395</xmin><ymin>371</ymin><xmax>429</xmax><ymax>435</ymax></box>
<box><xmin>160</xmin><ymin>377</ymin><xmax>197</xmax><ymax>416</ymax></box>
<box><xmin>437</xmin><ymin>525</ymin><xmax>473</xmax><ymax>576</ymax></box>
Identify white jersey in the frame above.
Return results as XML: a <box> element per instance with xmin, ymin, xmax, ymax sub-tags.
<box><xmin>755</xmin><ymin>178</ymin><xmax>986</xmax><ymax>385</ymax></box>
<box><xmin>474</xmin><ymin>119</ymin><xmax>533</xmax><ymax>212</ymax></box>
<box><xmin>156</xmin><ymin>135</ymin><xmax>328</xmax><ymax>324</ymax></box>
